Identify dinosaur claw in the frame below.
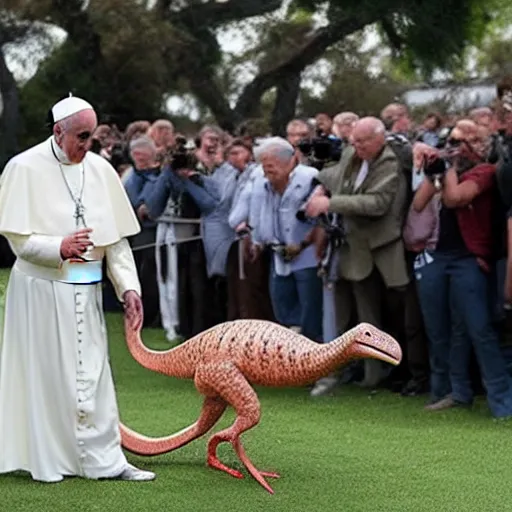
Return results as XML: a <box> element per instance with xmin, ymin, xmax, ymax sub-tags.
<box><xmin>207</xmin><ymin>455</ymin><xmax>244</xmax><ymax>479</ymax></box>
<box><xmin>259</xmin><ymin>471</ymin><xmax>280</xmax><ymax>479</ymax></box>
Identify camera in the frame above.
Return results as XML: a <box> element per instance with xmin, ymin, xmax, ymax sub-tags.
<box><xmin>295</xmin><ymin>178</ymin><xmax>345</xmax><ymax>242</ymax></box>
<box><xmin>297</xmin><ymin>134</ymin><xmax>342</xmax><ymax>170</ymax></box>
<box><xmin>170</xmin><ymin>135</ymin><xmax>198</xmax><ymax>171</ymax></box>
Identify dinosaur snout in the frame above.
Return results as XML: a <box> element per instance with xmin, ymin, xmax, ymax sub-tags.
<box><xmin>351</xmin><ymin>323</ymin><xmax>402</xmax><ymax>366</ymax></box>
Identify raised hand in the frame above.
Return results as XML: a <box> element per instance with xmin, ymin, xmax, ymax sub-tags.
<box><xmin>60</xmin><ymin>228</ymin><xmax>93</xmax><ymax>260</ymax></box>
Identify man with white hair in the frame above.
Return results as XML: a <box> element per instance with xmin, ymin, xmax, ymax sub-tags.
<box><xmin>0</xmin><ymin>95</ymin><xmax>155</xmax><ymax>482</ymax></box>
<box><xmin>124</xmin><ymin>135</ymin><xmax>162</xmax><ymax>329</ymax></box>
<box><xmin>249</xmin><ymin>137</ymin><xmax>323</xmax><ymax>341</ymax></box>
<box><xmin>306</xmin><ymin>117</ymin><xmax>409</xmax><ymax>392</ymax></box>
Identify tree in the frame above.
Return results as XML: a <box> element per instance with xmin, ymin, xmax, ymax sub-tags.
<box><xmin>2</xmin><ymin>0</ymin><xmax>510</xmax><ymax>151</ymax></box>
<box><xmin>0</xmin><ymin>8</ymin><xmax>51</xmax><ymax>166</ymax></box>
<box><xmin>296</xmin><ymin>33</ymin><xmax>405</xmax><ymax>120</ymax></box>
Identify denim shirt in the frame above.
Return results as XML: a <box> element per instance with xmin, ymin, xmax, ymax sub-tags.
<box><xmin>251</xmin><ymin>164</ymin><xmax>319</xmax><ymax>276</ymax></box>
<box><xmin>123</xmin><ymin>167</ymin><xmax>160</xmax><ymax>230</ymax></box>
<box><xmin>228</xmin><ymin>163</ymin><xmax>264</xmax><ymax>229</ymax></box>
<box><xmin>200</xmin><ymin>163</ymin><xmax>240</xmax><ymax>277</ymax></box>
<box><xmin>143</xmin><ymin>165</ymin><xmax>219</xmax><ymax>220</ymax></box>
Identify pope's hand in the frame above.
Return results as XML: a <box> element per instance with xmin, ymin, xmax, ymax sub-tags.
<box><xmin>123</xmin><ymin>290</ymin><xmax>144</xmax><ymax>332</ymax></box>
<box><xmin>60</xmin><ymin>228</ymin><xmax>93</xmax><ymax>260</ymax></box>
<box><xmin>305</xmin><ymin>195</ymin><xmax>330</xmax><ymax>218</ymax></box>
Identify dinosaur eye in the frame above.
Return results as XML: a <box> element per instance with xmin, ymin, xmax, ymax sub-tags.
<box><xmin>365</xmin><ymin>331</ymin><xmax>371</xmax><ymax>337</ymax></box>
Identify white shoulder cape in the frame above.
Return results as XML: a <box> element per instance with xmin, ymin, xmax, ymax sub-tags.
<box><xmin>0</xmin><ymin>137</ymin><xmax>140</xmax><ymax>247</ymax></box>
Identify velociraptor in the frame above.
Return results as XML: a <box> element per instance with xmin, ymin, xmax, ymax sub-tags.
<box><xmin>120</xmin><ymin>319</ymin><xmax>402</xmax><ymax>494</ymax></box>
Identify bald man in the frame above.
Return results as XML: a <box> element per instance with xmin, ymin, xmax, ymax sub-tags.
<box><xmin>0</xmin><ymin>97</ymin><xmax>155</xmax><ymax>483</ymax></box>
<box><xmin>306</xmin><ymin>117</ymin><xmax>409</xmax><ymax>390</ymax></box>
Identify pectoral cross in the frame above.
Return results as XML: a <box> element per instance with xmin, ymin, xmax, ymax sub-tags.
<box><xmin>74</xmin><ymin>201</ymin><xmax>87</xmax><ymax>228</ymax></box>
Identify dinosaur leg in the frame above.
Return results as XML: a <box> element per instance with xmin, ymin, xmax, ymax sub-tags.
<box><xmin>195</xmin><ymin>362</ymin><xmax>280</xmax><ymax>494</ymax></box>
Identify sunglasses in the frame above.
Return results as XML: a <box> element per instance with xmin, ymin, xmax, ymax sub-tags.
<box><xmin>76</xmin><ymin>131</ymin><xmax>92</xmax><ymax>141</ymax></box>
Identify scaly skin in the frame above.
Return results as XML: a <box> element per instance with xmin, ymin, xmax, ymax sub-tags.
<box><xmin>120</xmin><ymin>319</ymin><xmax>402</xmax><ymax>494</ymax></box>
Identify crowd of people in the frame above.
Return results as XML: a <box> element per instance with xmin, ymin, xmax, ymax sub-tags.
<box><xmin>3</xmin><ymin>83</ymin><xmax>512</xmax><ymax>486</ymax></box>
<box><xmin>57</xmin><ymin>81</ymin><xmax>512</xmax><ymax>418</ymax></box>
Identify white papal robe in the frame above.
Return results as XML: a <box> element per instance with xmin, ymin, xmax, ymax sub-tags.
<box><xmin>0</xmin><ymin>137</ymin><xmax>141</xmax><ymax>482</ymax></box>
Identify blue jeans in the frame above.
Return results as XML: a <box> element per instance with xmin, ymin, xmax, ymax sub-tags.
<box><xmin>416</xmin><ymin>251</ymin><xmax>512</xmax><ymax>417</ymax></box>
<box><xmin>269</xmin><ymin>265</ymin><xmax>324</xmax><ymax>341</ymax></box>
<box><xmin>491</xmin><ymin>257</ymin><xmax>507</xmax><ymax>323</ymax></box>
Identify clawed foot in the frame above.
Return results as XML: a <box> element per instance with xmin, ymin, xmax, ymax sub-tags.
<box><xmin>207</xmin><ymin>454</ymin><xmax>280</xmax><ymax>494</ymax></box>
<box><xmin>207</xmin><ymin>438</ymin><xmax>280</xmax><ymax>494</ymax></box>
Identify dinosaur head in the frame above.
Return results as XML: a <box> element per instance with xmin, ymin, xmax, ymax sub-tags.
<box><xmin>345</xmin><ymin>323</ymin><xmax>402</xmax><ymax>366</ymax></box>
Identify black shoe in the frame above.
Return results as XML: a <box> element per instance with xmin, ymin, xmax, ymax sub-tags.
<box><xmin>401</xmin><ymin>379</ymin><xmax>429</xmax><ymax>397</ymax></box>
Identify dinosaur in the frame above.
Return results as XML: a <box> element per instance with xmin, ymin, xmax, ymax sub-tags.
<box><xmin>119</xmin><ymin>319</ymin><xmax>402</xmax><ymax>494</ymax></box>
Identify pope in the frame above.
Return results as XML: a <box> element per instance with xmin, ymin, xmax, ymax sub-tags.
<box><xmin>0</xmin><ymin>95</ymin><xmax>155</xmax><ymax>482</ymax></box>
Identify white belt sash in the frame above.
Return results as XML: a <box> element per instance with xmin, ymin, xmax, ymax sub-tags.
<box><xmin>15</xmin><ymin>258</ymin><xmax>103</xmax><ymax>284</ymax></box>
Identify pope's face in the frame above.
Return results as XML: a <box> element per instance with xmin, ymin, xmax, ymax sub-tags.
<box><xmin>56</xmin><ymin>110</ymin><xmax>98</xmax><ymax>163</ymax></box>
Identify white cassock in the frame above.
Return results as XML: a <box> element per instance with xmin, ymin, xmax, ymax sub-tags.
<box><xmin>0</xmin><ymin>136</ymin><xmax>141</xmax><ymax>482</ymax></box>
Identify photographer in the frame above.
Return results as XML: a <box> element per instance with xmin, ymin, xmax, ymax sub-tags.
<box><xmin>286</xmin><ymin>119</ymin><xmax>314</xmax><ymax>165</ymax></box>
<box><xmin>249</xmin><ymin>137</ymin><xmax>323</xmax><ymax>342</ymax></box>
<box><xmin>144</xmin><ymin>134</ymin><xmax>220</xmax><ymax>340</ymax></box>
<box><xmin>412</xmin><ymin>120</ymin><xmax>512</xmax><ymax>417</ymax></box>
<box><xmin>305</xmin><ymin>117</ymin><xmax>409</xmax><ymax>391</ymax></box>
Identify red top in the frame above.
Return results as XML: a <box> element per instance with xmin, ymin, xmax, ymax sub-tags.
<box><xmin>455</xmin><ymin>163</ymin><xmax>496</xmax><ymax>261</ymax></box>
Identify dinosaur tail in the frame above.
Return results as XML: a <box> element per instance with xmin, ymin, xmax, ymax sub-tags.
<box><xmin>120</xmin><ymin>397</ymin><xmax>227</xmax><ymax>456</ymax></box>
<box><xmin>119</xmin><ymin>420</ymin><xmax>201</xmax><ymax>456</ymax></box>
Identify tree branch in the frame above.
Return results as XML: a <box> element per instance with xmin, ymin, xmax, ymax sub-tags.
<box><xmin>381</xmin><ymin>17</ymin><xmax>405</xmax><ymax>53</ymax></box>
<box><xmin>271</xmin><ymin>71</ymin><xmax>302</xmax><ymax>136</ymax></box>
<box><xmin>234</xmin><ymin>12</ymin><xmax>383</xmax><ymax>119</ymax></box>
<box><xmin>187</xmin><ymin>73</ymin><xmax>240</xmax><ymax>132</ymax></box>
<box><xmin>48</xmin><ymin>0</ymin><xmax>102</xmax><ymax>66</ymax></box>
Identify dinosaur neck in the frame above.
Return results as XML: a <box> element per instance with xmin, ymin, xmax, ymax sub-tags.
<box><xmin>312</xmin><ymin>331</ymin><xmax>355</xmax><ymax>378</ymax></box>
<box><xmin>124</xmin><ymin>323</ymin><xmax>194</xmax><ymax>379</ymax></box>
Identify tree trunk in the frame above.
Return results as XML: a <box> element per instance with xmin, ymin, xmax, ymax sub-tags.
<box><xmin>0</xmin><ymin>48</ymin><xmax>19</xmax><ymax>169</ymax></box>
<box><xmin>270</xmin><ymin>71</ymin><xmax>302</xmax><ymax>136</ymax></box>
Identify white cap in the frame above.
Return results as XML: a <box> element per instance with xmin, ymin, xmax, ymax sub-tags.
<box><xmin>51</xmin><ymin>93</ymin><xmax>94</xmax><ymax>122</ymax></box>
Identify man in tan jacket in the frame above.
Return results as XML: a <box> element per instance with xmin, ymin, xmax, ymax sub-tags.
<box><xmin>306</xmin><ymin>117</ymin><xmax>409</xmax><ymax>389</ymax></box>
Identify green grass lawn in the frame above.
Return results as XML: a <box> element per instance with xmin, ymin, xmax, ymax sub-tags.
<box><xmin>1</xmin><ymin>268</ymin><xmax>512</xmax><ymax>512</ymax></box>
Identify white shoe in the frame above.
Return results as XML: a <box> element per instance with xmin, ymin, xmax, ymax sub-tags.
<box><xmin>114</xmin><ymin>464</ymin><xmax>156</xmax><ymax>481</ymax></box>
<box><xmin>310</xmin><ymin>375</ymin><xmax>339</xmax><ymax>397</ymax></box>
<box><xmin>166</xmin><ymin>327</ymin><xmax>177</xmax><ymax>342</ymax></box>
